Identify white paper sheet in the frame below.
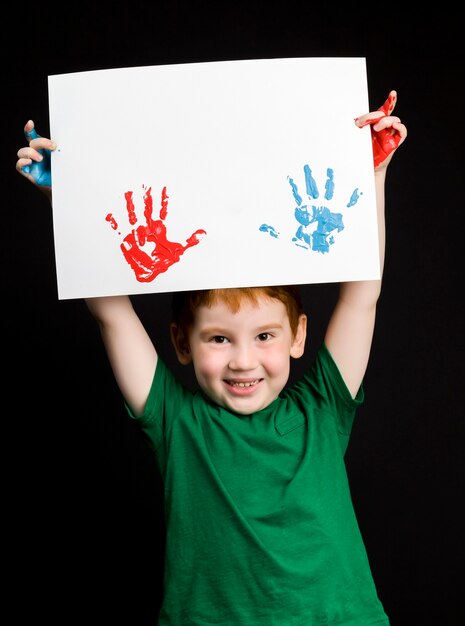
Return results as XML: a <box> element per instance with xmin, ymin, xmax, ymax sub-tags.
<box><xmin>48</xmin><ymin>57</ymin><xmax>378</xmax><ymax>299</ymax></box>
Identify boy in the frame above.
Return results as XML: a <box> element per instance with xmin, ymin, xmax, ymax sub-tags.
<box><xmin>16</xmin><ymin>91</ymin><xmax>407</xmax><ymax>625</ymax></box>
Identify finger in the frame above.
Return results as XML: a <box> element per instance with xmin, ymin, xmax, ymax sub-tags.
<box><xmin>372</xmin><ymin>124</ymin><xmax>406</xmax><ymax>168</ymax></box>
<box><xmin>355</xmin><ymin>90</ymin><xmax>399</xmax><ymax>128</ymax></box>
<box><xmin>371</xmin><ymin>115</ymin><xmax>401</xmax><ymax>132</ymax></box>
<box><xmin>24</xmin><ymin>119</ymin><xmax>35</xmax><ymax>135</ymax></box>
<box><xmin>25</xmin><ymin>122</ymin><xmax>40</xmax><ymax>143</ymax></box>
<box><xmin>16</xmin><ymin>158</ymin><xmax>41</xmax><ymax>182</ymax></box>
<box><xmin>354</xmin><ymin>111</ymin><xmax>384</xmax><ymax>128</ymax></box>
<box><xmin>390</xmin><ymin>121</ymin><xmax>407</xmax><ymax>146</ymax></box>
<box><xmin>377</xmin><ymin>90</ymin><xmax>397</xmax><ymax>116</ymax></box>
<box><xmin>372</xmin><ymin>118</ymin><xmax>407</xmax><ymax>149</ymax></box>
<box><xmin>17</xmin><ymin>146</ymin><xmax>43</xmax><ymax>161</ymax></box>
<box><xmin>16</xmin><ymin>157</ymin><xmax>32</xmax><ymax>173</ymax></box>
<box><xmin>16</xmin><ymin>136</ymin><xmax>53</xmax><ymax>187</ymax></box>
<box><xmin>24</xmin><ymin>120</ymin><xmax>56</xmax><ymax>151</ymax></box>
<box><xmin>22</xmin><ymin>136</ymin><xmax>57</xmax><ymax>153</ymax></box>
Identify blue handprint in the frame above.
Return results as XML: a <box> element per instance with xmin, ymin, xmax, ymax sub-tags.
<box><xmin>21</xmin><ymin>126</ymin><xmax>52</xmax><ymax>187</ymax></box>
<box><xmin>260</xmin><ymin>165</ymin><xmax>362</xmax><ymax>254</ymax></box>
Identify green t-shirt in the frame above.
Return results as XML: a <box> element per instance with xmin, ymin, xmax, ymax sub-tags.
<box><xmin>131</xmin><ymin>343</ymin><xmax>389</xmax><ymax>625</ymax></box>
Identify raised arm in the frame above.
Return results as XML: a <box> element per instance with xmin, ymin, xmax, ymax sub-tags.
<box><xmin>324</xmin><ymin>90</ymin><xmax>407</xmax><ymax>398</ymax></box>
<box><xmin>16</xmin><ymin>121</ymin><xmax>158</xmax><ymax>416</ymax></box>
<box><xmin>85</xmin><ymin>296</ymin><xmax>157</xmax><ymax>417</ymax></box>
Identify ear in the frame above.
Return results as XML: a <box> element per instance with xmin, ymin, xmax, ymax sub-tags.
<box><xmin>170</xmin><ymin>323</ymin><xmax>192</xmax><ymax>365</ymax></box>
<box><xmin>290</xmin><ymin>314</ymin><xmax>307</xmax><ymax>359</ymax></box>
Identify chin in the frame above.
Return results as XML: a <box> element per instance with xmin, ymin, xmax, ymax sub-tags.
<box><xmin>225</xmin><ymin>396</ymin><xmax>270</xmax><ymax>415</ymax></box>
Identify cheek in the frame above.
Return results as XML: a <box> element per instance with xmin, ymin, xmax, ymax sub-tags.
<box><xmin>192</xmin><ymin>347</ymin><xmax>226</xmax><ymax>379</ymax></box>
<box><xmin>263</xmin><ymin>347</ymin><xmax>291</xmax><ymax>377</ymax></box>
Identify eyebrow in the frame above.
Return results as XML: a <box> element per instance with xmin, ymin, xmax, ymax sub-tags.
<box><xmin>199</xmin><ymin>322</ymin><xmax>285</xmax><ymax>335</ymax></box>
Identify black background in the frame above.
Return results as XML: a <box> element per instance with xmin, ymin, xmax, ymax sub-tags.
<box><xmin>4</xmin><ymin>2</ymin><xmax>464</xmax><ymax>624</ymax></box>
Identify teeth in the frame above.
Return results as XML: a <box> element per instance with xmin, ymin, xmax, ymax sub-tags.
<box><xmin>230</xmin><ymin>380</ymin><xmax>259</xmax><ymax>388</ymax></box>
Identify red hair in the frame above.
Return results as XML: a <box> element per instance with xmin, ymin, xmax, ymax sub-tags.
<box><xmin>171</xmin><ymin>286</ymin><xmax>303</xmax><ymax>337</ymax></box>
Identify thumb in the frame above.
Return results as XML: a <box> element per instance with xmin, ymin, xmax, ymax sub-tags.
<box><xmin>377</xmin><ymin>90</ymin><xmax>397</xmax><ymax>116</ymax></box>
<box><xmin>24</xmin><ymin>122</ymin><xmax>40</xmax><ymax>143</ymax></box>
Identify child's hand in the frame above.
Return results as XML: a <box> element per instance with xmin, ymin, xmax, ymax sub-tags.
<box><xmin>16</xmin><ymin>120</ymin><xmax>56</xmax><ymax>201</ymax></box>
<box><xmin>355</xmin><ymin>90</ymin><xmax>407</xmax><ymax>171</ymax></box>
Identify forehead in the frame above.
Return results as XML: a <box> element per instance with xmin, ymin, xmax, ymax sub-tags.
<box><xmin>193</xmin><ymin>295</ymin><xmax>288</xmax><ymax>325</ymax></box>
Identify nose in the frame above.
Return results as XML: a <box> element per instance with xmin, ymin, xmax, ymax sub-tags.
<box><xmin>228</xmin><ymin>342</ymin><xmax>257</xmax><ymax>371</ymax></box>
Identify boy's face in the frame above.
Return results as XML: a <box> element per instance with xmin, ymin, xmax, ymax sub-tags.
<box><xmin>173</xmin><ymin>295</ymin><xmax>307</xmax><ymax>415</ymax></box>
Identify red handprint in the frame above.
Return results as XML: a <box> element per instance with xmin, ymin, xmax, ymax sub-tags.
<box><xmin>106</xmin><ymin>185</ymin><xmax>206</xmax><ymax>282</ymax></box>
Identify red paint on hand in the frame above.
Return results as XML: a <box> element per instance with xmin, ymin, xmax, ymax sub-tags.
<box><xmin>357</xmin><ymin>91</ymin><xmax>402</xmax><ymax>168</ymax></box>
<box><xmin>108</xmin><ymin>185</ymin><xmax>206</xmax><ymax>282</ymax></box>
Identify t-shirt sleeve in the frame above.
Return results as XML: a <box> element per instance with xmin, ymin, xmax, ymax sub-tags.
<box><xmin>125</xmin><ymin>357</ymin><xmax>191</xmax><ymax>451</ymax></box>
<box><xmin>296</xmin><ymin>342</ymin><xmax>364</xmax><ymax>439</ymax></box>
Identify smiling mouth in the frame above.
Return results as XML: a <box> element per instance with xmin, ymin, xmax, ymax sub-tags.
<box><xmin>225</xmin><ymin>379</ymin><xmax>261</xmax><ymax>388</ymax></box>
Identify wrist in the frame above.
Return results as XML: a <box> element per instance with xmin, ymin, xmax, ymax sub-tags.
<box><xmin>374</xmin><ymin>167</ymin><xmax>387</xmax><ymax>182</ymax></box>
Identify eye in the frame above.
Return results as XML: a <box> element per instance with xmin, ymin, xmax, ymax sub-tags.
<box><xmin>257</xmin><ymin>332</ymin><xmax>272</xmax><ymax>342</ymax></box>
<box><xmin>210</xmin><ymin>335</ymin><xmax>229</xmax><ymax>344</ymax></box>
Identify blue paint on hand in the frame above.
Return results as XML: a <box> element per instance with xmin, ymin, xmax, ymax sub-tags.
<box><xmin>22</xmin><ymin>126</ymin><xmax>52</xmax><ymax>187</ymax></box>
<box><xmin>25</xmin><ymin>127</ymin><xmax>40</xmax><ymax>141</ymax></box>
